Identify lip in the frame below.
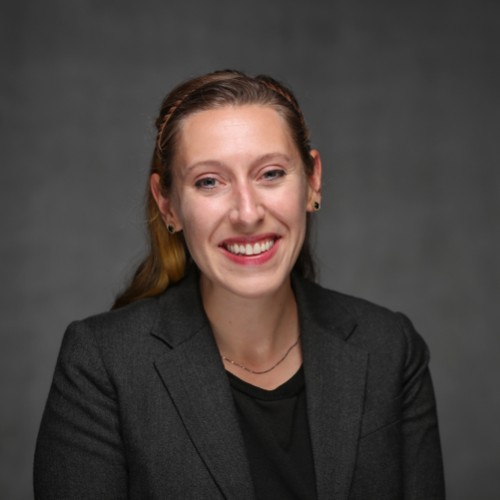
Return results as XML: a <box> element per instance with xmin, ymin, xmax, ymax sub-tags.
<box><xmin>219</xmin><ymin>234</ymin><xmax>280</xmax><ymax>265</ymax></box>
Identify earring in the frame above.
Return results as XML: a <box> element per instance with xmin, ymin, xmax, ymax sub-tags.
<box><xmin>167</xmin><ymin>223</ymin><xmax>176</xmax><ymax>234</ymax></box>
<box><xmin>313</xmin><ymin>201</ymin><xmax>321</xmax><ymax>211</ymax></box>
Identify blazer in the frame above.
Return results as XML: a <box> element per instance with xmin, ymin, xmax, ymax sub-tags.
<box><xmin>34</xmin><ymin>272</ymin><xmax>445</xmax><ymax>499</ymax></box>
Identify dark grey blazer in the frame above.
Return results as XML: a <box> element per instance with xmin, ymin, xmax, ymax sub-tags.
<box><xmin>34</xmin><ymin>272</ymin><xmax>445</xmax><ymax>499</ymax></box>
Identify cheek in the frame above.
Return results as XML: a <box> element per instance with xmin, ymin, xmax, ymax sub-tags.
<box><xmin>268</xmin><ymin>181</ymin><xmax>308</xmax><ymax>220</ymax></box>
<box><xmin>177</xmin><ymin>196</ymin><xmax>222</xmax><ymax>247</ymax></box>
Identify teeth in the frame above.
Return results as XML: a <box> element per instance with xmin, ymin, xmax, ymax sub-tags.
<box><xmin>226</xmin><ymin>239</ymin><xmax>275</xmax><ymax>256</ymax></box>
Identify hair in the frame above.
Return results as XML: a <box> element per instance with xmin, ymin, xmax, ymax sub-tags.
<box><xmin>112</xmin><ymin>69</ymin><xmax>317</xmax><ymax>309</ymax></box>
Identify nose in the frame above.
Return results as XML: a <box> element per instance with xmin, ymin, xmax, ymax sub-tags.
<box><xmin>229</xmin><ymin>183</ymin><xmax>265</xmax><ymax>228</ymax></box>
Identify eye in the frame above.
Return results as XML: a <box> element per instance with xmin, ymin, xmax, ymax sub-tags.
<box><xmin>195</xmin><ymin>177</ymin><xmax>218</xmax><ymax>189</ymax></box>
<box><xmin>262</xmin><ymin>169</ymin><xmax>286</xmax><ymax>181</ymax></box>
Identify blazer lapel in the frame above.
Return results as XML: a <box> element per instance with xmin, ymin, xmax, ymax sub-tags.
<box><xmin>150</xmin><ymin>272</ymin><xmax>367</xmax><ymax>500</ymax></box>
<box><xmin>151</xmin><ymin>274</ymin><xmax>254</xmax><ymax>499</ymax></box>
<box><xmin>294</xmin><ymin>277</ymin><xmax>368</xmax><ymax>500</ymax></box>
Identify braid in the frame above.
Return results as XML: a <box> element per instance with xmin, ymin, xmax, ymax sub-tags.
<box><xmin>256</xmin><ymin>76</ymin><xmax>299</xmax><ymax>109</ymax></box>
<box><xmin>256</xmin><ymin>75</ymin><xmax>310</xmax><ymax>149</ymax></box>
<box><xmin>156</xmin><ymin>97</ymin><xmax>186</xmax><ymax>155</ymax></box>
<box><xmin>155</xmin><ymin>71</ymin><xmax>245</xmax><ymax>156</ymax></box>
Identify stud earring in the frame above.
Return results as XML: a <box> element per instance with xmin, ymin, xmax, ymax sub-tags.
<box><xmin>167</xmin><ymin>223</ymin><xmax>176</xmax><ymax>234</ymax></box>
<box><xmin>313</xmin><ymin>201</ymin><xmax>321</xmax><ymax>211</ymax></box>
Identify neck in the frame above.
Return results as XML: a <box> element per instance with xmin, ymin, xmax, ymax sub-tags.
<box><xmin>200</xmin><ymin>276</ymin><xmax>302</xmax><ymax>387</ymax></box>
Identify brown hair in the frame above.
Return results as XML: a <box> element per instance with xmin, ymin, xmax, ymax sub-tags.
<box><xmin>113</xmin><ymin>69</ymin><xmax>316</xmax><ymax>309</ymax></box>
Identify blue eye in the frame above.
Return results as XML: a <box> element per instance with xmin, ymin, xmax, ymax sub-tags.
<box><xmin>263</xmin><ymin>169</ymin><xmax>286</xmax><ymax>180</ymax></box>
<box><xmin>195</xmin><ymin>177</ymin><xmax>218</xmax><ymax>189</ymax></box>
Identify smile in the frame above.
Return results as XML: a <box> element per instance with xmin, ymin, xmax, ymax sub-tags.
<box><xmin>223</xmin><ymin>239</ymin><xmax>276</xmax><ymax>256</ymax></box>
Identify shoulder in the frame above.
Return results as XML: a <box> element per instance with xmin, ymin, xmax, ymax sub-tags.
<box><xmin>297</xmin><ymin>279</ymin><xmax>433</xmax><ymax>408</ymax></box>
<box><xmin>65</xmin><ymin>295</ymin><xmax>160</xmax><ymax>345</ymax></box>
<box><xmin>296</xmin><ymin>274</ymin><xmax>400</xmax><ymax>322</ymax></box>
<box><xmin>56</xmin><ymin>297</ymin><xmax>161</xmax><ymax>375</ymax></box>
<box><xmin>294</xmin><ymin>275</ymin><xmax>429</xmax><ymax>361</ymax></box>
<box><xmin>335</xmin><ymin>288</ymin><xmax>428</xmax><ymax>361</ymax></box>
<box><xmin>59</xmin><ymin>273</ymin><xmax>205</xmax><ymax>368</ymax></box>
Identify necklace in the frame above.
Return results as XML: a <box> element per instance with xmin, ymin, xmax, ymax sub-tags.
<box><xmin>220</xmin><ymin>336</ymin><xmax>300</xmax><ymax>375</ymax></box>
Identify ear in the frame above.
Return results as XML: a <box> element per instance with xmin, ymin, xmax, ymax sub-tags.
<box><xmin>306</xmin><ymin>149</ymin><xmax>322</xmax><ymax>212</ymax></box>
<box><xmin>150</xmin><ymin>173</ymin><xmax>183</xmax><ymax>230</ymax></box>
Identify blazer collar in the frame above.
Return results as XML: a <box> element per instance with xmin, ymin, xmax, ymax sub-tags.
<box><xmin>151</xmin><ymin>271</ymin><xmax>255</xmax><ymax>499</ymax></box>
<box><xmin>293</xmin><ymin>275</ymin><xmax>368</xmax><ymax>500</ymax></box>
<box><xmin>151</xmin><ymin>271</ymin><xmax>208</xmax><ymax>347</ymax></box>
<box><xmin>151</xmin><ymin>271</ymin><xmax>359</xmax><ymax>344</ymax></box>
<box><xmin>151</xmin><ymin>272</ymin><xmax>367</xmax><ymax>500</ymax></box>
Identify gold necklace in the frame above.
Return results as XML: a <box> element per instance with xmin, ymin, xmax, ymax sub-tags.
<box><xmin>220</xmin><ymin>336</ymin><xmax>300</xmax><ymax>375</ymax></box>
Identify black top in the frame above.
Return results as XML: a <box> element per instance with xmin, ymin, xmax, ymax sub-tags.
<box><xmin>228</xmin><ymin>367</ymin><xmax>317</xmax><ymax>500</ymax></box>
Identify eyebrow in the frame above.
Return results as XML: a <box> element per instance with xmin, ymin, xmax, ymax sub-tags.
<box><xmin>183</xmin><ymin>153</ymin><xmax>293</xmax><ymax>174</ymax></box>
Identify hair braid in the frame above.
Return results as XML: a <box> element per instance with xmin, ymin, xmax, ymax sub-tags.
<box><xmin>156</xmin><ymin>97</ymin><xmax>187</xmax><ymax>156</ymax></box>
<box><xmin>256</xmin><ymin>76</ymin><xmax>300</xmax><ymax>110</ymax></box>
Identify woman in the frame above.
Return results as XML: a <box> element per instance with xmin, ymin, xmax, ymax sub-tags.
<box><xmin>34</xmin><ymin>70</ymin><xmax>445</xmax><ymax>499</ymax></box>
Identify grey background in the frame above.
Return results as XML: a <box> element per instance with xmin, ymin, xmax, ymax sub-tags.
<box><xmin>1</xmin><ymin>0</ymin><xmax>498</xmax><ymax>498</ymax></box>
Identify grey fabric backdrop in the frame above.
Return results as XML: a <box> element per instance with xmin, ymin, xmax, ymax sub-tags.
<box><xmin>1</xmin><ymin>0</ymin><xmax>498</xmax><ymax>498</ymax></box>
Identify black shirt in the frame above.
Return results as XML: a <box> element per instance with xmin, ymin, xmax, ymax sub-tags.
<box><xmin>228</xmin><ymin>367</ymin><xmax>317</xmax><ymax>500</ymax></box>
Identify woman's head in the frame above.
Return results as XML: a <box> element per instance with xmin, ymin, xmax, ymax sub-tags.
<box><xmin>113</xmin><ymin>70</ymin><xmax>321</xmax><ymax>308</ymax></box>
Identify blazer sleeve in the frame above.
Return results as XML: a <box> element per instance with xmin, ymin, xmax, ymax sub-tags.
<box><xmin>34</xmin><ymin>321</ymin><xmax>127</xmax><ymax>499</ymax></box>
<box><xmin>398</xmin><ymin>313</ymin><xmax>445</xmax><ymax>499</ymax></box>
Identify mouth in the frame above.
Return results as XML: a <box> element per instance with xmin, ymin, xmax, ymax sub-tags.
<box><xmin>220</xmin><ymin>236</ymin><xmax>278</xmax><ymax>257</ymax></box>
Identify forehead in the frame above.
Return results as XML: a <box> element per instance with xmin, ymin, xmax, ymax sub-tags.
<box><xmin>175</xmin><ymin>105</ymin><xmax>297</xmax><ymax>164</ymax></box>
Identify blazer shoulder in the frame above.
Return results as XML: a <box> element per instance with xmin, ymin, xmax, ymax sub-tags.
<box><xmin>76</xmin><ymin>296</ymin><xmax>159</xmax><ymax>336</ymax></box>
<box><xmin>297</xmin><ymin>277</ymin><xmax>428</xmax><ymax>358</ymax></box>
<box><xmin>297</xmin><ymin>276</ymin><xmax>401</xmax><ymax>324</ymax></box>
<box><xmin>336</xmin><ymin>289</ymin><xmax>429</xmax><ymax>364</ymax></box>
<box><xmin>59</xmin><ymin>296</ymin><xmax>161</xmax><ymax>363</ymax></box>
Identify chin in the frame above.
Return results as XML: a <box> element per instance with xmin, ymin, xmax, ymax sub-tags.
<box><xmin>217</xmin><ymin>270</ymin><xmax>292</xmax><ymax>299</ymax></box>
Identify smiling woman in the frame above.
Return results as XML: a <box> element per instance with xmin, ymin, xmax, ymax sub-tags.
<box><xmin>34</xmin><ymin>70</ymin><xmax>445</xmax><ymax>499</ymax></box>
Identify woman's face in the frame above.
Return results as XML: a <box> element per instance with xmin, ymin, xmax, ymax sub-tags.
<box><xmin>152</xmin><ymin>105</ymin><xmax>321</xmax><ymax>300</ymax></box>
